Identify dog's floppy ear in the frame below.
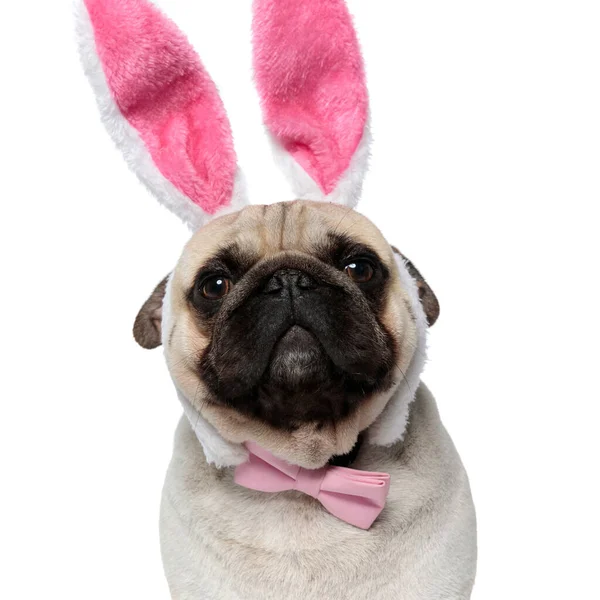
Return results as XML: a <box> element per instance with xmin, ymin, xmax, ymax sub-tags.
<box><xmin>133</xmin><ymin>276</ymin><xmax>169</xmax><ymax>349</ymax></box>
<box><xmin>392</xmin><ymin>247</ymin><xmax>440</xmax><ymax>326</ymax></box>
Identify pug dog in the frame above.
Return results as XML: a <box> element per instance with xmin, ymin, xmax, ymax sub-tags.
<box><xmin>129</xmin><ymin>201</ymin><xmax>476</xmax><ymax>599</ymax></box>
<box><xmin>78</xmin><ymin>0</ymin><xmax>477</xmax><ymax>598</ymax></box>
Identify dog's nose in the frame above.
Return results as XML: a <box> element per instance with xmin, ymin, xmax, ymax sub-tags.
<box><xmin>263</xmin><ymin>269</ymin><xmax>317</xmax><ymax>295</ymax></box>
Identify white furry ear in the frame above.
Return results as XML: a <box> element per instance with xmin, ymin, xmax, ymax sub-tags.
<box><xmin>76</xmin><ymin>0</ymin><xmax>248</xmax><ymax>230</ymax></box>
<box><xmin>252</xmin><ymin>0</ymin><xmax>371</xmax><ymax>208</ymax></box>
<box><xmin>367</xmin><ymin>254</ymin><xmax>429</xmax><ymax>447</ymax></box>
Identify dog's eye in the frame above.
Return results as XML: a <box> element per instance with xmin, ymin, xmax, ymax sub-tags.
<box><xmin>344</xmin><ymin>259</ymin><xmax>374</xmax><ymax>283</ymax></box>
<box><xmin>201</xmin><ymin>276</ymin><xmax>232</xmax><ymax>300</ymax></box>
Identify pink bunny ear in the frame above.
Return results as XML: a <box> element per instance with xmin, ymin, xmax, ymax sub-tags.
<box><xmin>253</xmin><ymin>0</ymin><xmax>370</xmax><ymax>208</ymax></box>
<box><xmin>76</xmin><ymin>0</ymin><xmax>247</xmax><ymax>229</ymax></box>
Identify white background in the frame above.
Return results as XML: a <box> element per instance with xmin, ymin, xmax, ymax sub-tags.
<box><xmin>1</xmin><ymin>0</ymin><xmax>598</xmax><ymax>598</ymax></box>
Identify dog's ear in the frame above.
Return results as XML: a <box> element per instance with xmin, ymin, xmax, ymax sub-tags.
<box><xmin>133</xmin><ymin>276</ymin><xmax>169</xmax><ymax>349</ymax></box>
<box><xmin>392</xmin><ymin>247</ymin><xmax>440</xmax><ymax>326</ymax></box>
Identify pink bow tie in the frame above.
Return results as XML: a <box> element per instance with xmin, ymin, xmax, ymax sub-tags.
<box><xmin>234</xmin><ymin>442</ymin><xmax>390</xmax><ymax>530</ymax></box>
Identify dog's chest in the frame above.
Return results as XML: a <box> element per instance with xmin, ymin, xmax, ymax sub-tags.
<box><xmin>159</xmin><ymin>390</ymin><xmax>476</xmax><ymax>599</ymax></box>
<box><xmin>160</xmin><ymin>439</ymin><xmax>475</xmax><ymax>597</ymax></box>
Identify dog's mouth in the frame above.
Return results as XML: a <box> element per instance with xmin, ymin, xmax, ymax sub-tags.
<box><xmin>250</xmin><ymin>322</ymin><xmax>364</xmax><ymax>427</ymax></box>
<box><xmin>200</xmin><ymin>321</ymin><xmax>391</xmax><ymax>428</ymax></box>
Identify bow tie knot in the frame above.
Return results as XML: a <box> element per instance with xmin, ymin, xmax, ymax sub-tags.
<box><xmin>234</xmin><ymin>442</ymin><xmax>391</xmax><ymax>530</ymax></box>
<box><xmin>293</xmin><ymin>467</ymin><xmax>327</xmax><ymax>498</ymax></box>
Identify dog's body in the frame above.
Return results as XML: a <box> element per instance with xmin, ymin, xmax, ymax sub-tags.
<box><xmin>160</xmin><ymin>384</ymin><xmax>476</xmax><ymax>600</ymax></box>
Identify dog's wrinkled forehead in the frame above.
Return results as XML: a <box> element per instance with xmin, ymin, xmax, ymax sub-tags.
<box><xmin>176</xmin><ymin>201</ymin><xmax>394</xmax><ymax>287</ymax></box>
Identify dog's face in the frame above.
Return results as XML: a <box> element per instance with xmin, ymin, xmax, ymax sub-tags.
<box><xmin>134</xmin><ymin>201</ymin><xmax>438</xmax><ymax>467</ymax></box>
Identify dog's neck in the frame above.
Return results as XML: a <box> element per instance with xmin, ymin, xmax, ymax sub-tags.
<box><xmin>328</xmin><ymin>435</ymin><xmax>364</xmax><ymax>468</ymax></box>
<box><xmin>175</xmin><ymin>254</ymin><xmax>429</xmax><ymax>470</ymax></box>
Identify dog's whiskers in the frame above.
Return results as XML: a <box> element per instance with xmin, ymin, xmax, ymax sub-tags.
<box><xmin>395</xmin><ymin>364</ymin><xmax>413</xmax><ymax>398</ymax></box>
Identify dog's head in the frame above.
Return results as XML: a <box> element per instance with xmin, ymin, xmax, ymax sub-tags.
<box><xmin>79</xmin><ymin>0</ymin><xmax>438</xmax><ymax>467</ymax></box>
<box><xmin>134</xmin><ymin>201</ymin><xmax>438</xmax><ymax>467</ymax></box>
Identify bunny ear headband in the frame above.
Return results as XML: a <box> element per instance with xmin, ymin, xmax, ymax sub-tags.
<box><xmin>76</xmin><ymin>0</ymin><xmax>369</xmax><ymax>229</ymax></box>
<box><xmin>77</xmin><ymin>0</ymin><xmax>427</xmax><ymax>464</ymax></box>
